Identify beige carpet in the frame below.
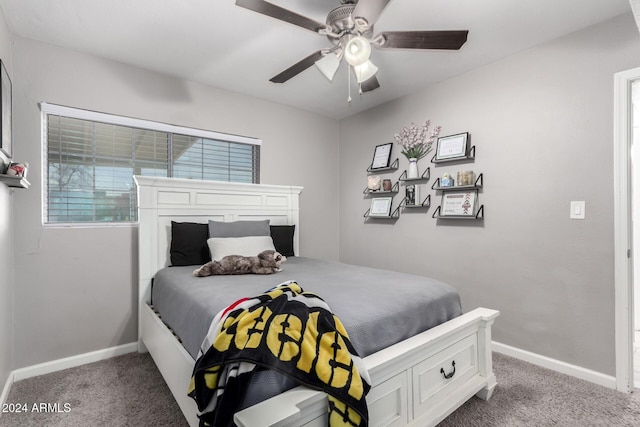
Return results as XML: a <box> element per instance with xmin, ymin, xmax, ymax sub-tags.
<box><xmin>439</xmin><ymin>354</ymin><xmax>640</xmax><ymax>427</ymax></box>
<box><xmin>1</xmin><ymin>352</ymin><xmax>640</xmax><ymax>426</ymax></box>
<box><xmin>0</xmin><ymin>353</ymin><xmax>188</xmax><ymax>427</ymax></box>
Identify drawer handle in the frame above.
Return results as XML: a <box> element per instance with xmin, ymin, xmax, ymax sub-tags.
<box><xmin>440</xmin><ymin>360</ymin><xmax>456</xmax><ymax>380</ymax></box>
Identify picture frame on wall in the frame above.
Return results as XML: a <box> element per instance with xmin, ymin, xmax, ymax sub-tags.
<box><xmin>434</xmin><ymin>132</ymin><xmax>469</xmax><ymax>161</ymax></box>
<box><xmin>405</xmin><ymin>184</ymin><xmax>420</xmax><ymax>206</ymax></box>
<box><xmin>0</xmin><ymin>59</ymin><xmax>11</xmax><ymax>159</ymax></box>
<box><xmin>370</xmin><ymin>142</ymin><xmax>393</xmax><ymax>170</ymax></box>
<box><xmin>369</xmin><ymin>197</ymin><xmax>393</xmax><ymax>217</ymax></box>
<box><xmin>441</xmin><ymin>190</ymin><xmax>478</xmax><ymax>217</ymax></box>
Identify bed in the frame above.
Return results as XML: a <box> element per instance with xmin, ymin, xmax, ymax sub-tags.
<box><xmin>135</xmin><ymin>175</ymin><xmax>499</xmax><ymax>427</ymax></box>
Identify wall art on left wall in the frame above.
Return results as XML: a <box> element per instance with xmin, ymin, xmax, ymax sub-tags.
<box><xmin>0</xmin><ymin>59</ymin><xmax>12</xmax><ymax>159</ymax></box>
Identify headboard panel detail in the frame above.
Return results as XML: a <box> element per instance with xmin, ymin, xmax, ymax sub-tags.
<box><xmin>135</xmin><ymin>176</ymin><xmax>303</xmax><ymax>307</ymax></box>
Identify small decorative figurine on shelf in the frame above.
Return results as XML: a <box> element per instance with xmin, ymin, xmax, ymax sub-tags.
<box><xmin>441</xmin><ymin>172</ymin><xmax>454</xmax><ymax>187</ymax></box>
<box><xmin>456</xmin><ymin>170</ymin><xmax>475</xmax><ymax>186</ymax></box>
<box><xmin>6</xmin><ymin>161</ymin><xmax>28</xmax><ymax>178</ymax></box>
<box><xmin>367</xmin><ymin>175</ymin><xmax>381</xmax><ymax>191</ymax></box>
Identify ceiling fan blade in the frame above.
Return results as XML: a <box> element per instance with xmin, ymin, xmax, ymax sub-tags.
<box><xmin>270</xmin><ymin>51</ymin><xmax>324</xmax><ymax>83</ymax></box>
<box><xmin>360</xmin><ymin>75</ymin><xmax>380</xmax><ymax>93</ymax></box>
<box><xmin>352</xmin><ymin>0</ymin><xmax>392</xmax><ymax>26</ymax></box>
<box><xmin>377</xmin><ymin>30</ymin><xmax>469</xmax><ymax>50</ymax></box>
<box><xmin>236</xmin><ymin>0</ymin><xmax>327</xmax><ymax>33</ymax></box>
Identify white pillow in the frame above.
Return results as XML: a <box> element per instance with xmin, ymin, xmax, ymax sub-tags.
<box><xmin>207</xmin><ymin>236</ymin><xmax>276</xmax><ymax>261</ymax></box>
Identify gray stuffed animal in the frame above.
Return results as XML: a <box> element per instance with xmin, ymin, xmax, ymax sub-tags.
<box><xmin>193</xmin><ymin>250</ymin><xmax>286</xmax><ymax>277</ymax></box>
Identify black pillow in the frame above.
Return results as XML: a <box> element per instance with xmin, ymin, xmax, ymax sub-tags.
<box><xmin>270</xmin><ymin>225</ymin><xmax>295</xmax><ymax>257</ymax></box>
<box><xmin>170</xmin><ymin>221</ymin><xmax>210</xmax><ymax>266</ymax></box>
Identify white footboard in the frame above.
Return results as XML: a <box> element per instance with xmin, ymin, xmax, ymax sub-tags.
<box><xmin>234</xmin><ymin>308</ymin><xmax>499</xmax><ymax>427</ymax></box>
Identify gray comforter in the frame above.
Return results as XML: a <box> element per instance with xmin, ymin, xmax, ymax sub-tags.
<box><xmin>153</xmin><ymin>256</ymin><xmax>462</xmax><ymax>358</ymax></box>
<box><xmin>152</xmin><ymin>256</ymin><xmax>462</xmax><ymax>408</ymax></box>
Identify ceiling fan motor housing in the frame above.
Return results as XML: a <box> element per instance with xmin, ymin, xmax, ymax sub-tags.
<box><xmin>326</xmin><ymin>3</ymin><xmax>373</xmax><ymax>44</ymax></box>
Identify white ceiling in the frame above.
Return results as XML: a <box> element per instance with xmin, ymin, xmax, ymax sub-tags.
<box><xmin>0</xmin><ymin>0</ymin><xmax>632</xmax><ymax>119</ymax></box>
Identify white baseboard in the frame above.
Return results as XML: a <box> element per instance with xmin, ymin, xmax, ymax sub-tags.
<box><xmin>493</xmin><ymin>341</ymin><xmax>617</xmax><ymax>390</ymax></box>
<box><xmin>12</xmin><ymin>342</ymin><xmax>137</xmax><ymax>382</ymax></box>
<box><xmin>0</xmin><ymin>370</ymin><xmax>14</xmax><ymax>410</ymax></box>
<box><xmin>1</xmin><ymin>340</ymin><xmax>618</xmax><ymax>403</ymax></box>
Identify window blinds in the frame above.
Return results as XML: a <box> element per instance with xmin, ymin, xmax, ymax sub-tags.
<box><xmin>43</xmin><ymin>105</ymin><xmax>260</xmax><ymax>224</ymax></box>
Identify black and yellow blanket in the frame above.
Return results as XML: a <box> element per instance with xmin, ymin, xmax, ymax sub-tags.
<box><xmin>188</xmin><ymin>281</ymin><xmax>371</xmax><ymax>427</ymax></box>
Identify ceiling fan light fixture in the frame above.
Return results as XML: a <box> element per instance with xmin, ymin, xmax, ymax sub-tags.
<box><xmin>315</xmin><ymin>52</ymin><xmax>341</xmax><ymax>82</ymax></box>
<box><xmin>353</xmin><ymin>59</ymin><xmax>378</xmax><ymax>83</ymax></box>
<box><xmin>344</xmin><ymin>36</ymin><xmax>371</xmax><ymax>66</ymax></box>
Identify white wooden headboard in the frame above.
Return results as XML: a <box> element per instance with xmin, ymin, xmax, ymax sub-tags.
<box><xmin>134</xmin><ymin>176</ymin><xmax>303</xmax><ymax>309</ymax></box>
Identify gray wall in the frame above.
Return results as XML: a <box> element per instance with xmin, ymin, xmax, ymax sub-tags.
<box><xmin>6</xmin><ymin>10</ymin><xmax>640</xmax><ymax>379</ymax></box>
<box><xmin>10</xmin><ymin>37</ymin><xmax>339</xmax><ymax>368</ymax></box>
<box><xmin>0</xmin><ymin>6</ymin><xmax>13</xmax><ymax>393</ymax></box>
<box><xmin>338</xmin><ymin>13</ymin><xmax>640</xmax><ymax>376</ymax></box>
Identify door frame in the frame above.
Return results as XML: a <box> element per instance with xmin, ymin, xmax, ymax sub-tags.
<box><xmin>614</xmin><ymin>66</ymin><xmax>640</xmax><ymax>393</ymax></box>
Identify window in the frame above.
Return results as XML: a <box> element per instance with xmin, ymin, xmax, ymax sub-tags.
<box><xmin>42</xmin><ymin>103</ymin><xmax>260</xmax><ymax>224</ymax></box>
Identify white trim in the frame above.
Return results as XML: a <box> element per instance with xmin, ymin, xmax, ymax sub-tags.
<box><xmin>12</xmin><ymin>342</ymin><xmax>137</xmax><ymax>381</ymax></box>
<box><xmin>630</xmin><ymin>0</ymin><xmax>640</xmax><ymax>33</ymax></box>
<box><xmin>493</xmin><ymin>342</ymin><xmax>617</xmax><ymax>390</ymax></box>
<box><xmin>39</xmin><ymin>102</ymin><xmax>262</xmax><ymax>146</ymax></box>
<box><xmin>0</xmin><ymin>371</ymin><xmax>14</xmax><ymax>412</ymax></box>
<box><xmin>613</xmin><ymin>67</ymin><xmax>640</xmax><ymax>393</ymax></box>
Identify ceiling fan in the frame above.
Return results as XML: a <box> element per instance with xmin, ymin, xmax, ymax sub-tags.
<box><xmin>235</xmin><ymin>0</ymin><xmax>469</xmax><ymax>94</ymax></box>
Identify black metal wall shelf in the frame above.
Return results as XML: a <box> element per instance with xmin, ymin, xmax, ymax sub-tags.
<box><xmin>432</xmin><ymin>173</ymin><xmax>483</xmax><ymax>190</ymax></box>
<box><xmin>364</xmin><ymin>205</ymin><xmax>401</xmax><ymax>219</ymax></box>
<box><xmin>367</xmin><ymin>158</ymin><xmax>399</xmax><ymax>174</ymax></box>
<box><xmin>399</xmin><ymin>167</ymin><xmax>430</xmax><ymax>182</ymax></box>
<box><xmin>431</xmin><ymin>146</ymin><xmax>476</xmax><ymax>164</ymax></box>
<box><xmin>432</xmin><ymin>205</ymin><xmax>484</xmax><ymax>219</ymax></box>
<box><xmin>363</xmin><ymin>181</ymin><xmax>400</xmax><ymax>195</ymax></box>
<box><xmin>401</xmin><ymin>194</ymin><xmax>431</xmax><ymax>209</ymax></box>
<box><xmin>0</xmin><ymin>174</ymin><xmax>30</xmax><ymax>189</ymax></box>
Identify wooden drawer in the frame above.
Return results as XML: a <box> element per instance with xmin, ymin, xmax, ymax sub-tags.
<box><xmin>412</xmin><ymin>333</ymin><xmax>479</xmax><ymax>419</ymax></box>
<box><xmin>368</xmin><ymin>370</ymin><xmax>408</xmax><ymax>427</ymax></box>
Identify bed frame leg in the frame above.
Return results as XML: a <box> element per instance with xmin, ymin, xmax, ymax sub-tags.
<box><xmin>138</xmin><ymin>339</ymin><xmax>148</xmax><ymax>353</ymax></box>
<box><xmin>475</xmin><ymin>373</ymin><xmax>497</xmax><ymax>400</ymax></box>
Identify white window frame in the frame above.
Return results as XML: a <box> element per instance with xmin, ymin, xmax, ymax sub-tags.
<box><xmin>41</xmin><ymin>103</ymin><xmax>261</xmax><ymax>227</ymax></box>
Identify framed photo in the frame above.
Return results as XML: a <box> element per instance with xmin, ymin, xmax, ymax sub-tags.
<box><xmin>441</xmin><ymin>190</ymin><xmax>478</xmax><ymax>217</ymax></box>
<box><xmin>0</xmin><ymin>59</ymin><xmax>11</xmax><ymax>159</ymax></box>
<box><xmin>370</xmin><ymin>142</ymin><xmax>393</xmax><ymax>170</ymax></box>
<box><xmin>434</xmin><ymin>132</ymin><xmax>469</xmax><ymax>161</ymax></box>
<box><xmin>405</xmin><ymin>184</ymin><xmax>420</xmax><ymax>206</ymax></box>
<box><xmin>369</xmin><ymin>197</ymin><xmax>393</xmax><ymax>217</ymax></box>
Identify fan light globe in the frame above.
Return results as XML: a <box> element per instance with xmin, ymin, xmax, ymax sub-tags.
<box><xmin>344</xmin><ymin>36</ymin><xmax>371</xmax><ymax>66</ymax></box>
<box><xmin>353</xmin><ymin>60</ymin><xmax>378</xmax><ymax>83</ymax></box>
<box><xmin>315</xmin><ymin>53</ymin><xmax>341</xmax><ymax>82</ymax></box>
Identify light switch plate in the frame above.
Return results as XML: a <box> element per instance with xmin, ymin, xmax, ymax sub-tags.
<box><xmin>570</xmin><ymin>201</ymin><xmax>585</xmax><ymax>219</ymax></box>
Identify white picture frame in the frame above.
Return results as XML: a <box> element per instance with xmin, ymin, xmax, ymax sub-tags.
<box><xmin>369</xmin><ymin>197</ymin><xmax>393</xmax><ymax>217</ymax></box>
<box><xmin>435</xmin><ymin>132</ymin><xmax>469</xmax><ymax>161</ymax></box>
<box><xmin>405</xmin><ymin>184</ymin><xmax>420</xmax><ymax>206</ymax></box>
<box><xmin>441</xmin><ymin>190</ymin><xmax>478</xmax><ymax>217</ymax></box>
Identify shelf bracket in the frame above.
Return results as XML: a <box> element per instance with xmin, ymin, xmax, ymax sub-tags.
<box><xmin>399</xmin><ymin>166</ymin><xmax>430</xmax><ymax>182</ymax></box>
<box><xmin>430</xmin><ymin>146</ymin><xmax>476</xmax><ymax>164</ymax></box>
<box><xmin>367</xmin><ymin>158</ymin><xmax>399</xmax><ymax>174</ymax></box>
<box><xmin>363</xmin><ymin>180</ymin><xmax>400</xmax><ymax>195</ymax></box>
<box><xmin>401</xmin><ymin>194</ymin><xmax>431</xmax><ymax>209</ymax></box>
<box><xmin>364</xmin><ymin>205</ymin><xmax>400</xmax><ymax>219</ymax></box>
<box><xmin>432</xmin><ymin>204</ymin><xmax>484</xmax><ymax>220</ymax></box>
